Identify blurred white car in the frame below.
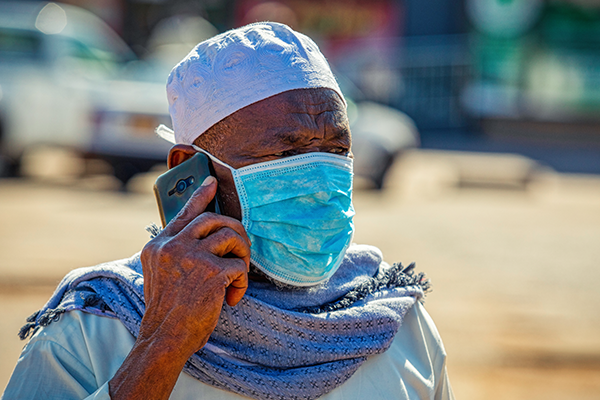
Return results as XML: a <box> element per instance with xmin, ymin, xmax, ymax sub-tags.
<box><xmin>0</xmin><ymin>1</ymin><xmax>171</xmax><ymax>182</ymax></box>
<box><xmin>339</xmin><ymin>75</ymin><xmax>420</xmax><ymax>189</ymax></box>
<box><xmin>347</xmin><ymin>99</ymin><xmax>419</xmax><ymax>189</ymax></box>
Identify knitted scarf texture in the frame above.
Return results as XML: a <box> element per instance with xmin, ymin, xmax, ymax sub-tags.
<box><xmin>20</xmin><ymin>244</ymin><xmax>428</xmax><ymax>400</ymax></box>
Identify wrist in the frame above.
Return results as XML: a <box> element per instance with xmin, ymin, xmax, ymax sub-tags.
<box><xmin>137</xmin><ymin>312</ymin><xmax>212</xmax><ymax>362</ymax></box>
<box><xmin>137</xmin><ymin>334</ymin><xmax>190</xmax><ymax>366</ymax></box>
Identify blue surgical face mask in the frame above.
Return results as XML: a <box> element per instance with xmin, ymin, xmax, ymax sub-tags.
<box><xmin>193</xmin><ymin>146</ymin><xmax>355</xmax><ymax>286</ymax></box>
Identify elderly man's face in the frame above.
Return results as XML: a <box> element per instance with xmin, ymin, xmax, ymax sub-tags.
<box><xmin>168</xmin><ymin>87</ymin><xmax>351</xmax><ymax>219</ymax></box>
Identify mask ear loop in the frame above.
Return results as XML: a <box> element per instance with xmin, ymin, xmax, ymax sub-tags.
<box><xmin>191</xmin><ymin>145</ymin><xmax>236</xmax><ymax>172</ymax></box>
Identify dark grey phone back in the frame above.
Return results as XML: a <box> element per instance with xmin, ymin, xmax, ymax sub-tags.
<box><xmin>153</xmin><ymin>153</ymin><xmax>220</xmax><ymax>227</ymax></box>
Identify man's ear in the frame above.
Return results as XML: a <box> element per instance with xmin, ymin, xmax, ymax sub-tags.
<box><xmin>167</xmin><ymin>144</ymin><xmax>197</xmax><ymax>169</ymax></box>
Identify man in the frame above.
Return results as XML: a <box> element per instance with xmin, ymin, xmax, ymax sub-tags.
<box><xmin>3</xmin><ymin>22</ymin><xmax>453</xmax><ymax>400</ymax></box>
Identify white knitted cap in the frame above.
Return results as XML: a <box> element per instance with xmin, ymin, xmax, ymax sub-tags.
<box><xmin>157</xmin><ymin>22</ymin><xmax>345</xmax><ymax>145</ymax></box>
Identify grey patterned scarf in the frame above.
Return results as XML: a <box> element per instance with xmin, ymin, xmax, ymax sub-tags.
<box><xmin>19</xmin><ymin>244</ymin><xmax>428</xmax><ymax>400</ymax></box>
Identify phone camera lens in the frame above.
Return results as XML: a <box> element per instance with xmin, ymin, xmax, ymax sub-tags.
<box><xmin>187</xmin><ymin>176</ymin><xmax>195</xmax><ymax>185</ymax></box>
<box><xmin>176</xmin><ymin>179</ymin><xmax>188</xmax><ymax>194</ymax></box>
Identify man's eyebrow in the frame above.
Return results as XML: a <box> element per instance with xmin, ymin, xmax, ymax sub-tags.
<box><xmin>264</xmin><ymin>126</ymin><xmax>350</xmax><ymax>147</ymax></box>
<box><xmin>269</xmin><ymin>128</ymin><xmax>306</xmax><ymax>146</ymax></box>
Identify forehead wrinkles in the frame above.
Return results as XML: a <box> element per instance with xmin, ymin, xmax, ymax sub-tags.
<box><xmin>283</xmin><ymin>94</ymin><xmax>347</xmax><ymax>132</ymax></box>
<box><xmin>213</xmin><ymin>88</ymin><xmax>348</xmax><ymax>146</ymax></box>
<box><xmin>289</xmin><ymin>100</ymin><xmax>339</xmax><ymax>116</ymax></box>
<box><xmin>275</xmin><ymin>91</ymin><xmax>348</xmax><ymax>140</ymax></box>
<box><xmin>286</xmin><ymin>88</ymin><xmax>344</xmax><ymax>113</ymax></box>
<box><xmin>241</xmin><ymin>92</ymin><xmax>345</xmax><ymax>126</ymax></box>
<box><xmin>266</xmin><ymin>112</ymin><xmax>348</xmax><ymax>149</ymax></box>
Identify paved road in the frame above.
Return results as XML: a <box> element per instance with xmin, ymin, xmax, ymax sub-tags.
<box><xmin>1</xmin><ymin>150</ymin><xmax>600</xmax><ymax>399</ymax></box>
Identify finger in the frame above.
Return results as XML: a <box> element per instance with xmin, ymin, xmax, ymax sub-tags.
<box><xmin>202</xmin><ymin>228</ymin><xmax>251</xmax><ymax>268</ymax></box>
<box><xmin>226</xmin><ymin>284</ymin><xmax>247</xmax><ymax>306</ymax></box>
<box><xmin>221</xmin><ymin>258</ymin><xmax>249</xmax><ymax>306</ymax></box>
<box><xmin>164</xmin><ymin>176</ymin><xmax>217</xmax><ymax>235</ymax></box>
<box><xmin>180</xmin><ymin>212</ymin><xmax>251</xmax><ymax>246</ymax></box>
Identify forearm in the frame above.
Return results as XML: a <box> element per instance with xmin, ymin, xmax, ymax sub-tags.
<box><xmin>108</xmin><ymin>333</ymin><xmax>193</xmax><ymax>400</ymax></box>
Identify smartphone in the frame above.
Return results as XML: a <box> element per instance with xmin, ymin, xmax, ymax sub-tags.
<box><xmin>153</xmin><ymin>152</ymin><xmax>220</xmax><ymax>228</ymax></box>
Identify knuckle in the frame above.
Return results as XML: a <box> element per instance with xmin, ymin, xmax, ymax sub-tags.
<box><xmin>215</xmin><ymin>272</ymin><xmax>233</xmax><ymax>287</ymax></box>
<box><xmin>219</xmin><ymin>226</ymin><xmax>238</xmax><ymax>239</ymax></box>
<box><xmin>150</xmin><ymin>239</ymin><xmax>182</xmax><ymax>266</ymax></box>
<box><xmin>194</xmin><ymin>211</ymin><xmax>216</xmax><ymax>226</ymax></box>
<box><xmin>158</xmin><ymin>240</ymin><xmax>178</xmax><ymax>257</ymax></box>
<box><xmin>232</xmin><ymin>258</ymin><xmax>247</xmax><ymax>272</ymax></box>
<box><xmin>141</xmin><ymin>240</ymin><xmax>159</xmax><ymax>263</ymax></box>
<box><xmin>141</xmin><ymin>241</ymin><xmax>153</xmax><ymax>258</ymax></box>
<box><xmin>231</xmin><ymin>218</ymin><xmax>245</xmax><ymax>230</ymax></box>
<box><xmin>203</xmin><ymin>259</ymin><xmax>222</xmax><ymax>278</ymax></box>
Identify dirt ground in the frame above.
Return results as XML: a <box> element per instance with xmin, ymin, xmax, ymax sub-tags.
<box><xmin>1</xmin><ymin>149</ymin><xmax>600</xmax><ymax>398</ymax></box>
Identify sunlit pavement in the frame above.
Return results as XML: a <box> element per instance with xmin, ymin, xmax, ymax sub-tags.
<box><xmin>1</xmin><ymin>149</ymin><xmax>600</xmax><ymax>399</ymax></box>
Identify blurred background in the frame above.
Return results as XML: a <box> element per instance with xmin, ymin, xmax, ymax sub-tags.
<box><xmin>0</xmin><ymin>0</ymin><xmax>599</xmax><ymax>398</ymax></box>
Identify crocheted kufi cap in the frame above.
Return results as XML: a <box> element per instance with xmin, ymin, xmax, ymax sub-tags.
<box><xmin>156</xmin><ymin>22</ymin><xmax>345</xmax><ymax>145</ymax></box>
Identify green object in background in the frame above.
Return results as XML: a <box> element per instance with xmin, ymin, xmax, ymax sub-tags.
<box><xmin>466</xmin><ymin>0</ymin><xmax>544</xmax><ymax>38</ymax></box>
<box><xmin>534</xmin><ymin>3</ymin><xmax>600</xmax><ymax>109</ymax></box>
<box><xmin>472</xmin><ymin>35</ymin><xmax>525</xmax><ymax>87</ymax></box>
<box><xmin>470</xmin><ymin>0</ymin><xmax>600</xmax><ymax>115</ymax></box>
<box><xmin>542</xmin><ymin>3</ymin><xmax>600</xmax><ymax>49</ymax></box>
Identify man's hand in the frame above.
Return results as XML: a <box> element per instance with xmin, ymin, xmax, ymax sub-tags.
<box><xmin>109</xmin><ymin>176</ymin><xmax>251</xmax><ymax>400</ymax></box>
<box><xmin>141</xmin><ymin>175</ymin><xmax>251</xmax><ymax>353</ymax></box>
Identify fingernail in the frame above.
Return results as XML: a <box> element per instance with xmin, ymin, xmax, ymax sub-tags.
<box><xmin>201</xmin><ymin>176</ymin><xmax>216</xmax><ymax>186</ymax></box>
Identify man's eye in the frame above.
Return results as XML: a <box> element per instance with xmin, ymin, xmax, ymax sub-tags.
<box><xmin>273</xmin><ymin>150</ymin><xmax>294</xmax><ymax>157</ymax></box>
<box><xmin>273</xmin><ymin>148</ymin><xmax>347</xmax><ymax>157</ymax></box>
